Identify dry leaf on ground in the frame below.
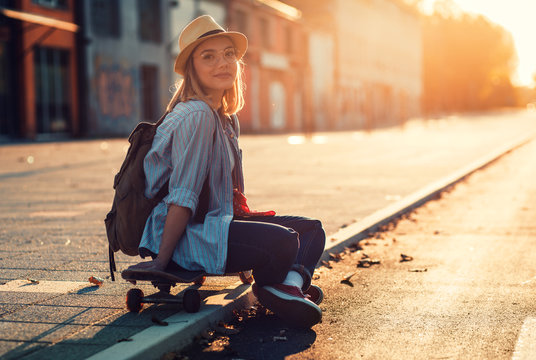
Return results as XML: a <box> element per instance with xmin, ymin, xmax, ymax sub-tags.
<box><xmin>400</xmin><ymin>254</ymin><xmax>414</xmax><ymax>262</ymax></box>
<box><xmin>89</xmin><ymin>276</ymin><xmax>104</xmax><ymax>286</ymax></box>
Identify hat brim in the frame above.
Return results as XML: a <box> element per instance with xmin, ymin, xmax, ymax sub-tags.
<box><xmin>174</xmin><ymin>31</ymin><xmax>248</xmax><ymax>76</ymax></box>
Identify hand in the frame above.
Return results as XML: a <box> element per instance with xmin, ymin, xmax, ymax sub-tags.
<box><xmin>233</xmin><ymin>189</ymin><xmax>275</xmax><ymax>217</ymax></box>
<box><xmin>128</xmin><ymin>259</ymin><xmax>167</xmax><ymax>272</ymax></box>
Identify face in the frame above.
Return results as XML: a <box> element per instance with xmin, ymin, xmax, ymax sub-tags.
<box><xmin>192</xmin><ymin>36</ymin><xmax>238</xmax><ymax>101</ymax></box>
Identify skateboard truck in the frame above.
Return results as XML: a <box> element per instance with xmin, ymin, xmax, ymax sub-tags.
<box><xmin>126</xmin><ymin>287</ymin><xmax>201</xmax><ymax>313</ymax></box>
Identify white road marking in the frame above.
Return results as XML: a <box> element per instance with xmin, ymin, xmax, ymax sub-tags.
<box><xmin>512</xmin><ymin>317</ymin><xmax>536</xmax><ymax>360</ymax></box>
<box><xmin>29</xmin><ymin>210</ymin><xmax>83</xmax><ymax>218</ymax></box>
<box><xmin>0</xmin><ymin>280</ymin><xmax>88</xmax><ymax>293</ymax></box>
<box><xmin>521</xmin><ymin>276</ymin><xmax>536</xmax><ymax>285</ymax></box>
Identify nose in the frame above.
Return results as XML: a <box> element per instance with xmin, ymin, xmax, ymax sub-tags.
<box><xmin>214</xmin><ymin>53</ymin><xmax>228</xmax><ymax>67</ymax></box>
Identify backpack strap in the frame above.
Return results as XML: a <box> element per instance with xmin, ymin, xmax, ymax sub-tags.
<box><xmin>155</xmin><ymin>111</ymin><xmax>168</xmax><ymax>126</ymax></box>
<box><xmin>151</xmin><ymin>111</ymin><xmax>171</xmax><ymax>204</ymax></box>
<box><xmin>109</xmin><ymin>245</ymin><xmax>116</xmax><ymax>281</ymax></box>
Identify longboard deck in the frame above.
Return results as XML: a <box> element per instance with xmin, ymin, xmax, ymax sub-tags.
<box><xmin>122</xmin><ymin>268</ymin><xmax>206</xmax><ymax>284</ymax></box>
<box><xmin>122</xmin><ymin>268</ymin><xmax>253</xmax><ymax>313</ymax></box>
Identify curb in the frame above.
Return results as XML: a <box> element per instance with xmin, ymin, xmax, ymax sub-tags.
<box><xmin>322</xmin><ymin>131</ymin><xmax>536</xmax><ymax>260</ymax></box>
<box><xmin>88</xmin><ymin>131</ymin><xmax>535</xmax><ymax>360</ymax></box>
<box><xmin>87</xmin><ymin>281</ymin><xmax>255</xmax><ymax>360</ymax></box>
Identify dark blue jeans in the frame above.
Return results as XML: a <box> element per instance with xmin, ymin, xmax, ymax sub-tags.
<box><xmin>225</xmin><ymin>215</ymin><xmax>326</xmax><ymax>290</ymax></box>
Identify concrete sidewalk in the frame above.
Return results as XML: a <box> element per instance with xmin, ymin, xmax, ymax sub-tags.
<box><xmin>0</xmin><ymin>110</ymin><xmax>535</xmax><ymax>359</ymax></box>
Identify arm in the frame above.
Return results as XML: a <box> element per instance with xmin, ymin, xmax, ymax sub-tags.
<box><xmin>157</xmin><ymin>108</ymin><xmax>213</xmax><ymax>268</ymax></box>
<box><xmin>155</xmin><ymin>204</ymin><xmax>192</xmax><ymax>269</ymax></box>
<box><xmin>130</xmin><ymin>204</ymin><xmax>191</xmax><ymax>271</ymax></box>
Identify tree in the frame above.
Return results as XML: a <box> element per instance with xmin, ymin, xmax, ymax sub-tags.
<box><xmin>422</xmin><ymin>2</ymin><xmax>518</xmax><ymax>114</ymax></box>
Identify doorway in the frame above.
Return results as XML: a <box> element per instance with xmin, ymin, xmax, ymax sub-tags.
<box><xmin>34</xmin><ymin>46</ymin><xmax>71</xmax><ymax>134</ymax></box>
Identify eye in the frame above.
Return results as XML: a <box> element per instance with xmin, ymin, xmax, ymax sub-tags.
<box><xmin>224</xmin><ymin>49</ymin><xmax>237</xmax><ymax>60</ymax></box>
<box><xmin>201</xmin><ymin>53</ymin><xmax>215</xmax><ymax>61</ymax></box>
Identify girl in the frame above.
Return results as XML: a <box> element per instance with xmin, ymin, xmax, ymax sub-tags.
<box><xmin>130</xmin><ymin>15</ymin><xmax>325</xmax><ymax>328</ymax></box>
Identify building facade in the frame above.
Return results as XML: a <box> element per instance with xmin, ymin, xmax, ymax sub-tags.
<box><xmin>336</xmin><ymin>0</ymin><xmax>422</xmax><ymax>129</ymax></box>
<box><xmin>81</xmin><ymin>0</ymin><xmax>173</xmax><ymax>136</ymax></box>
<box><xmin>0</xmin><ymin>0</ymin><xmax>79</xmax><ymax>140</ymax></box>
<box><xmin>1</xmin><ymin>0</ymin><xmax>422</xmax><ymax>139</ymax></box>
<box><xmin>286</xmin><ymin>0</ymin><xmax>422</xmax><ymax>130</ymax></box>
<box><xmin>227</xmin><ymin>0</ymin><xmax>311</xmax><ymax>133</ymax></box>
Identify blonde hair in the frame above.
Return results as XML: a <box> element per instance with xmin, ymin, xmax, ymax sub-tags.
<box><xmin>166</xmin><ymin>44</ymin><xmax>245</xmax><ymax>116</ymax></box>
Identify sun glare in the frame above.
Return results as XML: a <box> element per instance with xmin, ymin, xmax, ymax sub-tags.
<box><xmin>287</xmin><ymin>135</ymin><xmax>306</xmax><ymax>145</ymax></box>
<box><xmin>421</xmin><ymin>0</ymin><xmax>536</xmax><ymax>87</ymax></box>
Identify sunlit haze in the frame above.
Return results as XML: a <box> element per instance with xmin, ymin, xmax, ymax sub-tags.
<box><xmin>421</xmin><ymin>0</ymin><xmax>536</xmax><ymax>87</ymax></box>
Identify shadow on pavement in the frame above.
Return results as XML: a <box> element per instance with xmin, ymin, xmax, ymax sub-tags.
<box><xmin>0</xmin><ymin>285</ymin><xmax>253</xmax><ymax>360</ymax></box>
<box><xmin>180</xmin><ymin>309</ymin><xmax>318</xmax><ymax>360</ymax></box>
<box><xmin>0</xmin><ymin>299</ymin><xmax>175</xmax><ymax>360</ymax></box>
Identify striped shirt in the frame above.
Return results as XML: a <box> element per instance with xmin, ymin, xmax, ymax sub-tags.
<box><xmin>139</xmin><ymin>100</ymin><xmax>244</xmax><ymax>274</ymax></box>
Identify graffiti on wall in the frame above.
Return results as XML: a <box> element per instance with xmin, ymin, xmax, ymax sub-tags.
<box><xmin>92</xmin><ymin>55</ymin><xmax>138</xmax><ymax>133</ymax></box>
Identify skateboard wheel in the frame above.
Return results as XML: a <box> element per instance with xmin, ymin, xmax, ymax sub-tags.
<box><xmin>238</xmin><ymin>270</ymin><xmax>254</xmax><ymax>284</ymax></box>
<box><xmin>194</xmin><ymin>276</ymin><xmax>206</xmax><ymax>286</ymax></box>
<box><xmin>126</xmin><ymin>288</ymin><xmax>144</xmax><ymax>313</ymax></box>
<box><xmin>183</xmin><ymin>289</ymin><xmax>201</xmax><ymax>313</ymax></box>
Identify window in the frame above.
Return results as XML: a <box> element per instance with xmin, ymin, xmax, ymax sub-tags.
<box><xmin>260</xmin><ymin>18</ymin><xmax>271</xmax><ymax>49</ymax></box>
<box><xmin>285</xmin><ymin>26</ymin><xmax>293</xmax><ymax>54</ymax></box>
<box><xmin>90</xmin><ymin>0</ymin><xmax>120</xmax><ymax>38</ymax></box>
<box><xmin>34</xmin><ymin>47</ymin><xmax>71</xmax><ymax>134</ymax></box>
<box><xmin>140</xmin><ymin>65</ymin><xmax>159</xmax><ymax>122</ymax></box>
<box><xmin>0</xmin><ymin>42</ymin><xmax>6</xmax><ymax>95</ymax></box>
<box><xmin>137</xmin><ymin>0</ymin><xmax>162</xmax><ymax>43</ymax></box>
<box><xmin>234</xmin><ymin>10</ymin><xmax>248</xmax><ymax>35</ymax></box>
<box><xmin>0</xmin><ymin>40</ymin><xmax>15</xmax><ymax>135</ymax></box>
<box><xmin>32</xmin><ymin>0</ymin><xmax>68</xmax><ymax>10</ymax></box>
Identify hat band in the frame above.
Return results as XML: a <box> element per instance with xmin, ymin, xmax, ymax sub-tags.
<box><xmin>198</xmin><ymin>29</ymin><xmax>225</xmax><ymax>39</ymax></box>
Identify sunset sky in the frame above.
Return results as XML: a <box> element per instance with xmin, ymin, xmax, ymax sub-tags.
<box><xmin>420</xmin><ymin>0</ymin><xmax>536</xmax><ymax>87</ymax></box>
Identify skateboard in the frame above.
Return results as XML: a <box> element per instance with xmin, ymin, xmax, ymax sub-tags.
<box><xmin>121</xmin><ymin>267</ymin><xmax>253</xmax><ymax>313</ymax></box>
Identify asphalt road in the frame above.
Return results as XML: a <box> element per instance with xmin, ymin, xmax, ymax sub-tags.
<box><xmin>178</xmin><ymin>129</ymin><xmax>536</xmax><ymax>359</ymax></box>
<box><xmin>0</xmin><ymin>110</ymin><xmax>535</xmax><ymax>359</ymax></box>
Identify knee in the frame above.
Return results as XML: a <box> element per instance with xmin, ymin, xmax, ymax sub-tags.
<box><xmin>275</xmin><ymin>227</ymin><xmax>299</xmax><ymax>261</ymax></box>
<box><xmin>310</xmin><ymin>219</ymin><xmax>326</xmax><ymax>247</ymax></box>
<box><xmin>311</xmin><ymin>219</ymin><xmax>324</xmax><ymax>233</ymax></box>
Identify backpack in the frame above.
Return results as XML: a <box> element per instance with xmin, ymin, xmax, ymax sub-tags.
<box><xmin>104</xmin><ymin>111</ymin><xmax>213</xmax><ymax>281</ymax></box>
<box><xmin>104</xmin><ymin>112</ymin><xmax>169</xmax><ymax>281</ymax></box>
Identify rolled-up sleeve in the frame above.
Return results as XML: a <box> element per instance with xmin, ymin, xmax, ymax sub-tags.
<box><xmin>166</xmin><ymin>109</ymin><xmax>216</xmax><ymax>213</ymax></box>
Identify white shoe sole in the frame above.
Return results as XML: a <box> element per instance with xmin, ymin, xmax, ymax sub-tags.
<box><xmin>256</xmin><ymin>285</ymin><xmax>322</xmax><ymax>328</ymax></box>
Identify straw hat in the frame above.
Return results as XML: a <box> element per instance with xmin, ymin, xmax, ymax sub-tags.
<box><xmin>174</xmin><ymin>15</ymin><xmax>248</xmax><ymax>76</ymax></box>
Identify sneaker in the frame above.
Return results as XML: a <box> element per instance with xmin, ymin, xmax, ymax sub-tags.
<box><xmin>304</xmin><ymin>284</ymin><xmax>324</xmax><ymax>305</ymax></box>
<box><xmin>253</xmin><ymin>283</ymin><xmax>324</xmax><ymax>305</ymax></box>
<box><xmin>254</xmin><ymin>283</ymin><xmax>322</xmax><ymax>328</ymax></box>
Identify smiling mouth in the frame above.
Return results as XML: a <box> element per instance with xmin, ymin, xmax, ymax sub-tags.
<box><xmin>214</xmin><ymin>73</ymin><xmax>232</xmax><ymax>78</ymax></box>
